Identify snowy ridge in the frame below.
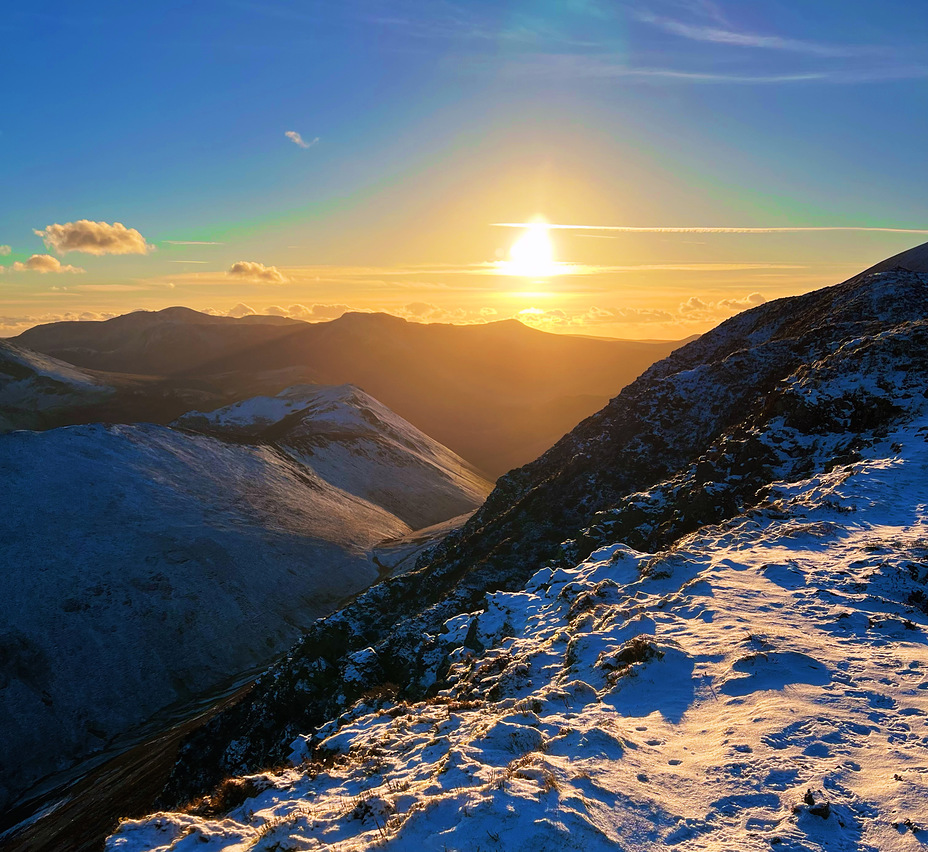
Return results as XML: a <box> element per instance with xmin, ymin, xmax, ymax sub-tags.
<box><xmin>107</xmin><ymin>411</ymin><xmax>928</xmax><ymax>851</ymax></box>
<box><xmin>0</xmin><ymin>339</ymin><xmax>112</xmax><ymax>430</ymax></box>
<box><xmin>175</xmin><ymin>384</ymin><xmax>492</xmax><ymax>529</ymax></box>
<box><xmin>107</xmin><ymin>269</ymin><xmax>928</xmax><ymax>851</ymax></box>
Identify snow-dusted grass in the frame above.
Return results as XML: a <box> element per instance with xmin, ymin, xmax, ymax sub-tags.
<box><xmin>108</xmin><ymin>414</ymin><xmax>928</xmax><ymax>852</ymax></box>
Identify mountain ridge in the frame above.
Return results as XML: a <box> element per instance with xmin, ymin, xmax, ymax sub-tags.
<box><xmin>150</xmin><ymin>266</ymin><xmax>928</xmax><ymax>815</ymax></box>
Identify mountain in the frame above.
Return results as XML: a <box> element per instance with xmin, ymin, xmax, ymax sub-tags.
<box><xmin>174</xmin><ymin>384</ymin><xmax>491</xmax><ymax>529</ymax></box>
<box><xmin>14</xmin><ymin>306</ymin><xmax>303</xmax><ymax>376</ymax></box>
<box><xmin>0</xmin><ymin>339</ymin><xmax>115</xmax><ymax>430</ymax></box>
<box><xmin>0</xmin><ymin>391</ymin><xmax>490</xmax><ymax>821</ymax></box>
<box><xmin>115</xmin><ymin>266</ymin><xmax>928</xmax><ymax>851</ymax></box>
<box><xmin>858</xmin><ymin>236</ymin><xmax>928</xmax><ymax>276</ymax></box>
<box><xmin>15</xmin><ymin>308</ymin><xmax>690</xmax><ymax>475</ymax></box>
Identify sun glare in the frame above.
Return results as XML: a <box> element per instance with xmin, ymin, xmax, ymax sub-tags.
<box><xmin>499</xmin><ymin>221</ymin><xmax>558</xmax><ymax>278</ymax></box>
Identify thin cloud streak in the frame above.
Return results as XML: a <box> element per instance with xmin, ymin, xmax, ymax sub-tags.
<box><xmin>163</xmin><ymin>240</ymin><xmax>225</xmax><ymax>245</ymax></box>
<box><xmin>636</xmin><ymin>13</ymin><xmax>876</xmax><ymax>57</ymax></box>
<box><xmin>493</xmin><ymin>55</ymin><xmax>928</xmax><ymax>84</ymax></box>
<box><xmin>493</xmin><ymin>223</ymin><xmax>928</xmax><ymax>235</ymax></box>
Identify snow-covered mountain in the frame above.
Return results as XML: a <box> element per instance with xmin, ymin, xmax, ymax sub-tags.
<box><xmin>0</xmin><ymin>391</ymin><xmax>491</xmax><ymax>819</ymax></box>
<box><xmin>0</xmin><ymin>339</ymin><xmax>114</xmax><ymax>430</ymax></box>
<box><xmin>174</xmin><ymin>384</ymin><xmax>491</xmax><ymax>529</ymax></box>
<box><xmin>109</xmin><ymin>266</ymin><xmax>928</xmax><ymax>851</ymax></box>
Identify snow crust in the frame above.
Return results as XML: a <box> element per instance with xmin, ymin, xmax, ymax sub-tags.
<box><xmin>108</xmin><ymin>414</ymin><xmax>928</xmax><ymax>851</ymax></box>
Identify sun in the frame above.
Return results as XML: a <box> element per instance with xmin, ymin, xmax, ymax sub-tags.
<box><xmin>499</xmin><ymin>221</ymin><xmax>558</xmax><ymax>277</ymax></box>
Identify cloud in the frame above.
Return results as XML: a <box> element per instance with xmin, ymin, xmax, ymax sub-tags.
<box><xmin>35</xmin><ymin>220</ymin><xmax>153</xmax><ymax>255</ymax></box>
<box><xmin>489</xmin><ymin>54</ymin><xmax>928</xmax><ymax>85</ymax></box>
<box><xmin>227</xmin><ymin>261</ymin><xmax>288</xmax><ymax>284</ymax></box>
<box><xmin>719</xmin><ymin>292</ymin><xmax>767</xmax><ymax>310</ymax></box>
<box><xmin>227</xmin><ymin>303</ymin><xmax>257</xmax><ymax>318</ymax></box>
<box><xmin>11</xmin><ymin>254</ymin><xmax>85</xmax><ymax>274</ymax></box>
<box><xmin>679</xmin><ymin>292</ymin><xmax>767</xmax><ymax>319</ymax></box>
<box><xmin>493</xmin><ymin>222</ymin><xmax>928</xmax><ymax>235</ymax></box>
<box><xmin>517</xmin><ymin>305</ymin><xmax>675</xmax><ymax>329</ymax></box>
<box><xmin>636</xmin><ymin>13</ymin><xmax>872</xmax><ymax>57</ymax></box>
<box><xmin>162</xmin><ymin>240</ymin><xmax>225</xmax><ymax>245</ymax></box>
<box><xmin>0</xmin><ymin>310</ymin><xmax>119</xmax><ymax>335</ymax></box>
<box><xmin>0</xmin><ymin>245</ymin><xmax>10</xmax><ymax>256</ymax></box>
<box><xmin>285</xmin><ymin>131</ymin><xmax>319</xmax><ymax>149</ymax></box>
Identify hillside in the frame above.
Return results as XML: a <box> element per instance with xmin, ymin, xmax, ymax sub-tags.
<box><xmin>0</xmin><ymin>392</ymin><xmax>490</xmax><ymax>823</ymax></box>
<box><xmin>0</xmin><ymin>339</ymin><xmax>115</xmax><ymax>430</ymax></box>
<box><xmin>112</xmin><ymin>266</ymin><xmax>928</xmax><ymax>850</ymax></box>
<box><xmin>16</xmin><ymin>309</ymin><xmax>689</xmax><ymax>475</ymax></box>
<box><xmin>174</xmin><ymin>384</ymin><xmax>490</xmax><ymax>530</ymax></box>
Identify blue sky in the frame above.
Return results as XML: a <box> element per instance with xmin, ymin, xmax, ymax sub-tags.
<box><xmin>2</xmin><ymin>0</ymin><xmax>927</xmax><ymax>337</ymax></box>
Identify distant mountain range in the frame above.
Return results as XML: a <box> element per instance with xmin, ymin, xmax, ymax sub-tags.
<box><xmin>15</xmin><ymin>310</ymin><xmax>691</xmax><ymax>476</ymax></box>
<box><xmin>0</xmin><ymin>385</ymin><xmax>491</xmax><ymax>818</ymax></box>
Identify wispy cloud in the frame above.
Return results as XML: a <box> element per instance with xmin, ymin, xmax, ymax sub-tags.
<box><xmin>285</xmin><ymin>131</ymin><xmax>319</xmax><ymax>149</ymax></box>
<box><xmin>493</xmin><ymin>223</ymin><xmax>928</xmax><ymax>235</ymax></box>
<box><xmin>491</xmin><ymin>54</ymin><xmax>928</xmax><ymax>84</ymax></box>
<box><xmin>163</xmin><ymin>240</ymin><xmax>225</xmax><ymax>245</ymax></box>
<box><xmin>0</xmin><ymin>245</ymin><xmax>10</xmax><ymax>256</ymax></box>
<box><xmin>636</xmin><ymin>12</ymin><xmax>875</xmax><ymax>57</ymax></box>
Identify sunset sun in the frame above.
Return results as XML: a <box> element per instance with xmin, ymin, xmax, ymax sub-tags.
<box><xmin>501</xmin><ymin>220</ymin><xmax>557</xmax><ymax>277</ymax></box>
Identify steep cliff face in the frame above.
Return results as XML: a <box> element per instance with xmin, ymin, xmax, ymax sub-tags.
<box><xmin>155</xmin><ymin>268</ymin><xmax>928</xmax><ymax>807</ymax></box>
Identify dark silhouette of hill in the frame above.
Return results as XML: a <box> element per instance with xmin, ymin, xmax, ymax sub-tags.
<box><xmin>856</xmin><ymin>237</ymin><xmax>928</xmax><ymax>276</ymax></box>
<box><xmin>16</xmin><ymin>309</ymin><xmax>690</xmax><ymax>475</ymax></box>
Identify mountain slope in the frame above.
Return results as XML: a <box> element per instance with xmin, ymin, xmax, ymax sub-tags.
<box><xmin>144</xmin><ymin>267</ymin><xmax>928</xmax><ymax>831</ymax></box>
<box><xmin>16</xmin><ymin>308</ymin><xmax>689</xmax><ymax>475</ymax></box>
<box><xmin>0</xmin><ymin>339</ymin><xmax>115</xmax><ymax>430</ymax></box>
<box><xmin>174</xmin><ymin>384</ymin><xmax>491</xmax><ymax>529</ymax></box>
<box><xmin>858</xmin><ymin>236</ymin><xmax>928</xmax><ymax>276</ymax></box>
<box><xmin>109</xmin><ymin>409</ymin><xmax>928</xmax><ymax>851</ymax></box>
<box><xmin>0</xmin><ymin>389</ymin><xmax>489</xmax><ymax>821</ymax></box>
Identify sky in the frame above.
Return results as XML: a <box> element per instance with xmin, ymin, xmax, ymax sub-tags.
<box><xmin>2</xmin><ymin>0</ymin><xmax>927</xmax><ymax>339</ymax></box>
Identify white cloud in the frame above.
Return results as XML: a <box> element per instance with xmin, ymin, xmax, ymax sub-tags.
<box><xmin>227</xmin><ymin>303</ymin><xmax>257</xmax><ymax>318</ymax></box>
<box><xmin>0</xmin><ymin>245</ymin><xmax>10</xmax><ymax>256</ymax></box>
<box><xmin>227</xmin><ymin>261</ymin><xmax>288</xmax><ymax>284</ymax></box>
<box><xmin>636</xmin><ymin>12</ymin><xmax>872</xmax><ymax>57</ymax></box>
<box><xmin>35</xmin><ymin>220</ymin><xmax>153</xmax><ymax>255</ymax></box>
<box><xmin>679</xmin><ymin>292</ymin><xmax>767</xmax><ymax>319</ymax></box>
<box><xmin>0</xmin><ymin>310</ymin><xmax>118</xmax><ymax>336</ymax></box>
<box><xmin>11</xmin><ymin>254</ymin><xmax>85</xmax><ymax>274</ymax></box>
<box><xmin>285</xmin><ymin>131</ymin><xmax>319</xmax><ymax>149</ymax></box>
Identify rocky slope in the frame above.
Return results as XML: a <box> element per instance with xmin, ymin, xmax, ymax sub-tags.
<box><xmin>110</xmin><ymin>409</ymin><xmax>928</xmax><ymax>851</ymax></box>
<box><xmin>0</xmin><ymin>391</ymin><xmax>489</xmax><ymax>819</ymax></box>
<box><xmin>134</xmin><ymin>266</ymin><xmax>928</xmax><ymax>844</ymax></box>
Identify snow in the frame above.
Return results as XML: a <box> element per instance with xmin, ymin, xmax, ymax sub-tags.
<box><xmin>0</xmin><ymin>339</ymin><xmax>112</xmax><ymax>430</ymax></box>
<box><xmin>175</xmin><ymin>385</ymin><xmax>492</xmax><ymax>529</ymax></box>
<box><xmin>107</xmin><ymin>413</ymin><xmax>928</xmax><ymax>851</ymax></box>
<box><xmin>0</xmin><ymin>423</ymin><xmax>412</xmax><ymax>813</ymax></box>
